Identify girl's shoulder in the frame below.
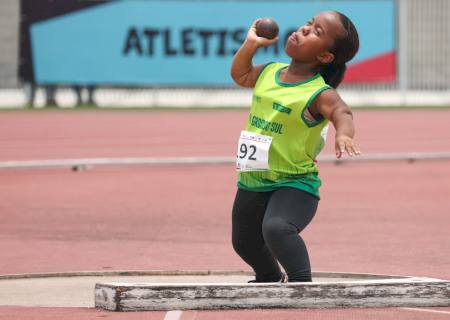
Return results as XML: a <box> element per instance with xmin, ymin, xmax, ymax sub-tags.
<box><xmin>311</xmin><ymin>86</ymin><xmax>347</xmax><ymax>115</ymax></box>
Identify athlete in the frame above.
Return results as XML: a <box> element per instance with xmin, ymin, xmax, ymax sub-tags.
<box><xmin>231</xmin><ymin>11</ymin><xmax>361</xmax><ymax>282</ymax></box>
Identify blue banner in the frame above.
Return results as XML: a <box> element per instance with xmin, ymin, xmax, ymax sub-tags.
<box><xmin>30</xmin><ymin>0</ymin><xmax>395</xmax><ymax>85</ymax></box>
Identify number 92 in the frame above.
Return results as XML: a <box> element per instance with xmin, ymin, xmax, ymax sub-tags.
<box><xmin>238</xmin><ymin>143</ymin><xmax>257</xmax><ymax>160</ymax></box>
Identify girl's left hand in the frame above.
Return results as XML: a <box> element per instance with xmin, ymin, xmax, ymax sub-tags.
<box><xmin>335</xmin><ymin>134</ymin><xmax>361</xmax><ymax>158</ymax></box>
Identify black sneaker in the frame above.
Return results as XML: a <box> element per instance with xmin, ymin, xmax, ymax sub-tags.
<box><xmin>248</xmin><ymin>273</ymin><xmax>287</xmax><ymax>283</ymax></box>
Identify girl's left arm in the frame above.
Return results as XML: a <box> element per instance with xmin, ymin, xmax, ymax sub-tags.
<box><xmin>313</xmin><ymin>89</ymin><xmax>361</xmax><ymax>159</ymax></box>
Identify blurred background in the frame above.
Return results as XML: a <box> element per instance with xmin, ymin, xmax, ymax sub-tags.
<box><xmin>0</xmin><ymin>0</ymin><xmax>449</xmax><ymax>108</ymax></box>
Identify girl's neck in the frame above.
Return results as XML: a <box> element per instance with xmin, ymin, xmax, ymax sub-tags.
<box><xmin>281</xmin><ymin>60</ymin><xmax>317</xmax><ymax>83</ymax></box>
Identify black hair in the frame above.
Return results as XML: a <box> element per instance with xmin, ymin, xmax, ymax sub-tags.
<box><xmin>319</xmin><ymin>12</ymin><xmax>359</xmax><ymax>88</ymax></box>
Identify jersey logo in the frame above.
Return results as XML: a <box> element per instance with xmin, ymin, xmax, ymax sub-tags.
<box><xmin>273</xmin><ymin>102</ymin><xmax>292</xmax><ymax>115</ymax></box>
<box><xmin>250</xmin><ymin>114</ymin><xmax>284</xmax><ymax>134</ymax></box>
<box><xmin>253</xmin><ymin>95</ymin><xmax>262</xmax><ymax>104</ymax></box>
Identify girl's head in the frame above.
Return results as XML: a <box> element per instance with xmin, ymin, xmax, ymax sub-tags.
<box><xmin>285</xmin><ymin>11</ymin><xmax>359</xmax><ymax>88</ymax></box>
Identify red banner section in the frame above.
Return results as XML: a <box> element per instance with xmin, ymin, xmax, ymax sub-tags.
<box><xmin>345</xmin><ymin>51</ymin><xmax>396</xmax><ymax>83</ymax></box>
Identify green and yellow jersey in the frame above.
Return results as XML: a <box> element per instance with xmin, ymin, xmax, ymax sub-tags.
<box><xmin>237</xmin><ymin>62</ymin><xmax>332</xmax><ymax>199</ymax></box>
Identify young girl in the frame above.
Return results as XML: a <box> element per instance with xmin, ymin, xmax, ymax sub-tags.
<box><xmin>231</xmin><ymin>11</ymin><xmax>360</xmax><ymax>283</ymax></box>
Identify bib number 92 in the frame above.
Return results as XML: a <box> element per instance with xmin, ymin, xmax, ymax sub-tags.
<box><xmin>236</xmin><ymin>131</ymin><xmax>272</xmax><ymax>171</ymax></box>
<box><xmin>238</xmin><ymin>143</ymin><xmax>257</xmax><ymax>161</ymax></box>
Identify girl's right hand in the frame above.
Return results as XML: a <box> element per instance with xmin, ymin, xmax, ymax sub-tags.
<box><xmin>246</xmin><ymin>19</ymin><xmax>279</xmax><ymax>48</ymax></box>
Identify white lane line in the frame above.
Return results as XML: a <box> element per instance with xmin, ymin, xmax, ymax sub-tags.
<box><xmin>402</xmin><ymin>308</ymin><xmax>450</xmax><ymax>315</ymax></box>
<box><xmin>164</xmin><ymin>310</ymin><xmax>183</xmax><ymax>320</ymax></box>
<box><xmin>2</xmin><ymin>152</ymin><xmax>450</xmax><ymax>170</ymax></box>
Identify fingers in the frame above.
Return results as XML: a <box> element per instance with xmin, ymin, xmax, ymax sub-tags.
<box><xmin>346</xmin><ymin>143</ymin><xmax>354</xmax><ymax>157</ymax></box>
<box><xmin>249</xmin><ymin>19</ymin><xmax>261</xmax><ymax>35</ymax></box>
<box><xmin>336</xmin><ymin>142</ymin><xmax>345</xmax><ymax>158</ymax></box>
<box><xmin>352</xmin><ymin>143</ymin><xmax>362</xmax><ymax>156</ymax></box>
<box><xmin>251</xmin><ymin>19</ymin><xmax>261</xmax><ymax>28</ymax></box>
<box><xmin>335</xmin><ymin>140</ymin><xmax>361</xmax><ymax>158</ymax></box>
<box><xmin>259</xmin><ymin>36</ymin><xmax>279</xmax><ymax>46</ymax></box>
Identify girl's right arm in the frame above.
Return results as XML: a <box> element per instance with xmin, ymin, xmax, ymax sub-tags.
<box><xmin>230</xmin><ymin>20</ymin><xmax>278</xmax><ymax>88</ymax></box>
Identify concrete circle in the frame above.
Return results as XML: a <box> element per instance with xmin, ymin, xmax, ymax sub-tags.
<box><xmin>0</xmin><ymin>270</ymin><xmax>421</xmax><ymax>308</ymax></box>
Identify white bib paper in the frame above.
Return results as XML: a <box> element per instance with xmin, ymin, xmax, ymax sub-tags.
<box><xmin>236</xmin><ymin>130</ymin><xmax>273</xmax><ymax>171</ymax></box>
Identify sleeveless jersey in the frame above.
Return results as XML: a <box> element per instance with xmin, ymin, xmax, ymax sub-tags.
<box><xmin>237</xmin><ymin>62</ymin><xmax>332</xmax><ymax>198</ymax></box>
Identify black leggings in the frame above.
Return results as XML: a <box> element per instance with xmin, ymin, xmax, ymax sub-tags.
<box><xmin>232</xmin><ymin>187</ymin><xmax>318</xmax><ymax>282</ymax></box>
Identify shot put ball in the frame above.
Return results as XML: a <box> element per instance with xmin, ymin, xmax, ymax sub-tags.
<box><xmin>256</xmin><ymin>18</ymin><xmax>279</xmax><ymax>40</ymax></box>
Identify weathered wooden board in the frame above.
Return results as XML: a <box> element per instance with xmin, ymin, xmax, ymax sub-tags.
<box><xmin>95</xmin><ymin>278</ymin><xmax>450</xmax><ymax>311</ymax></box>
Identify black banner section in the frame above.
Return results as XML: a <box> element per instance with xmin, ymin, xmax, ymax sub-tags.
<box><xmin>19</xmin><ymin>0</ymin><xmax>107</xmax><ymax>83</ymax></box>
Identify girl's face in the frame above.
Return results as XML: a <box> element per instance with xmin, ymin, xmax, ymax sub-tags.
<box><xmin>285</xmin><ymin>11</ymin><xmax>345</xmax><ymax>66</ymax></box>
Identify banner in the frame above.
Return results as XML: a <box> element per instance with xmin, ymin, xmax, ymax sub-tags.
<box><xmin>23</xmin><ymin>0</ymin><xmax>396</xmax><ymax>85</ymax></box>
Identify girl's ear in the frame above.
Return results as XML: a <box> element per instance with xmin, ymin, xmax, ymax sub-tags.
<box><xmin>317</xmin><ymin>52</ymin><xmax>335</xmax><ymax>65</ymax></box>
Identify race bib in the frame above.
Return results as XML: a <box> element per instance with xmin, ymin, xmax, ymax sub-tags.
<box><xmin>236</xmin><ymin>130</ymin><xmax>273</xmax><ymax>171</ymax></box>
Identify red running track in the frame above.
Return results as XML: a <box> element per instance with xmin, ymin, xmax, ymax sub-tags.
<box><xmin>2</xmin><ymin>307</ymin><xmax>450</xmax><ymax>320</ymax></box>
<box><xmin>1</xmin><ymin>109</ymin><xmax>450</xmax><ymax>161</ymax></box>
<box><xmin>0</xmin><ymin>109</ymin><xmax>449</xmax><ymax>319</ymax></box>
